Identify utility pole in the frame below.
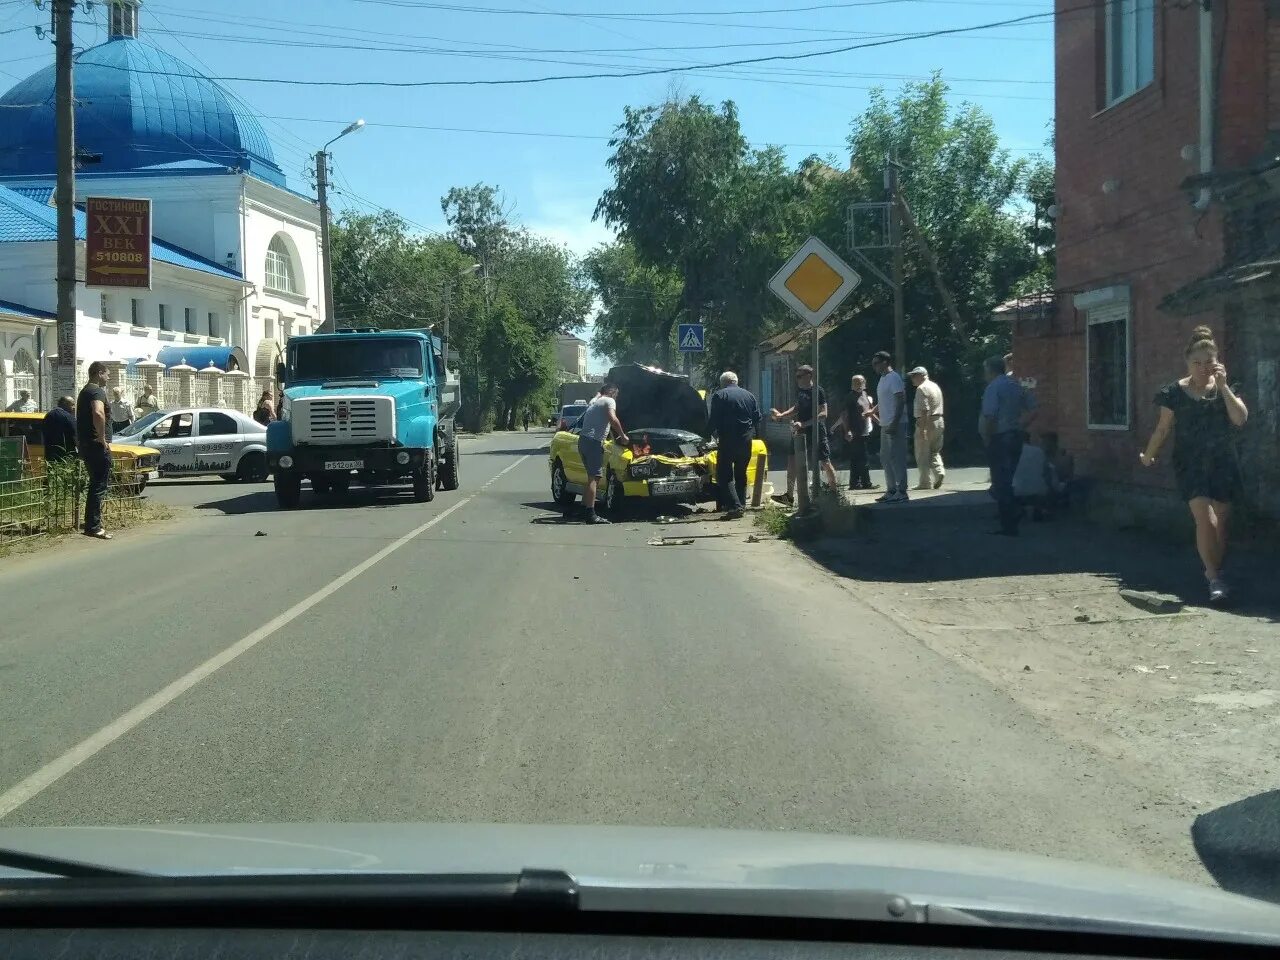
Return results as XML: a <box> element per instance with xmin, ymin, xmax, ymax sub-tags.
<box><xmin>315</xmin><ymin>149</ymin><xmax>335</xmax><ymax>333</ymax></box>
<box><xmin>886</xmin><ymin>157</ymin><xmax>905</xmax><ymax>372</ymax></box>
<box><xmin>53</xmin><ymin>0</ymin><xmax>77</xmax><ymax>399</ymax></box>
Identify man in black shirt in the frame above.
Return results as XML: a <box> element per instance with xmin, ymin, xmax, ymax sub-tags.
<box><xmin>708</xmin><ymin>370</ymin><xmax>762</xmax><ymax>519</ymax></box>
<box><xmin>76</xmin><ymin>360</ymin><xmax>113</xmax><ymax>539</ymax></box>
<box><xmin>42</xmin><ymin>395</ymin><xmax>77</xmax><ymax>463</ymax></box>
<box><xmin>769</xmin><ymin>364</ymin><xmax>837</xmax><ymax>503</ymax></box>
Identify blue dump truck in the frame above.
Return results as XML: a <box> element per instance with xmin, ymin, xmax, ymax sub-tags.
<box><xmin>266</xmin><ymin>328</ymin><xmax>461</xmax><ymax>508</ymax></box>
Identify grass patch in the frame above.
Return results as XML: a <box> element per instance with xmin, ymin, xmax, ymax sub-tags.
<box><xmin>754</xmin><ymin>504</ymin><xmax>794</xmax><ymax>539</ymax></box>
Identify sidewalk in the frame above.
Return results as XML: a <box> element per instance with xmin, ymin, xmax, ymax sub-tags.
<box><xmin>786</xmin><ymin>462</ymin><xmax>1279</xmax><ymax>846</ymax></box>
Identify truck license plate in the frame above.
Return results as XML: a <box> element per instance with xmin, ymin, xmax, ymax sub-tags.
<box><xmin>324</xmin><ymin>460</ymin><xmax>363</xmax><ymax>470</ymax></box>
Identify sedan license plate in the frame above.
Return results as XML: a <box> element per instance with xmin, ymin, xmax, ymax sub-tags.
<box><xmin>655</xmin><ymin>478</ymin><xmax>700</xmax><ymax>496</ymax></box>
<box><xmin>324</xmin><ymin>460</ymin><xmax>363</xmax><ymax>471</ymax></box>
<box><xmin>146</xmin><ymin>470</ymin><xmax>159</xmax><ymax>481</ymax></box>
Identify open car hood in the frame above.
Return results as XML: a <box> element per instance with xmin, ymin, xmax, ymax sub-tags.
<box><xmin>610</xmin><ymin>363</ymin><xmax>708</xmax><ymax>438</ymax></box>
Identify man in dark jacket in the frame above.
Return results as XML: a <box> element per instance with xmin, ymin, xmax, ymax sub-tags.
<box><xmin>708</xmin><ymin>371</ymin><xmax>762</xmax><ymax>519</ymax></box>
<box><xmin>42</xmin><ymin>396</ymin><xmax>77</xmax><ymax>463</ymax></box>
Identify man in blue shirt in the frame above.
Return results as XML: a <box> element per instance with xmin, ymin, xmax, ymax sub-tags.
<box><xmin>708</xmin><ymin>371</ymin><xmax>762</xmax><ymax>519</ymax></box>
<box><xmin>980</xmin><ymin>355</ymin><xmax>1025</xmax><ymax>536</ymax></box>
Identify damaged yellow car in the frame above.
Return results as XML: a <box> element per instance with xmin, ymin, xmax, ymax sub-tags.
<box><xmin>548</xmin><ymin>363</ymin><xmax>769</xmax><ymax>514</ymax></box>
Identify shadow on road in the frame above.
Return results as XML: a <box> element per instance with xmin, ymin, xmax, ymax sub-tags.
<box><xmin>799</xmin><ymin>500</ymin><xmax>1279</xmax><ymax>621</ymax></box>
<box><xmin>196</xmin><ymin>486</ymin><xmax>419</xmax><ymax>515</ymax></box>
<box><xmin>1193</xmin><ymin>790</ymin><xmax>1280</xmax><ymax>904</ymax></box>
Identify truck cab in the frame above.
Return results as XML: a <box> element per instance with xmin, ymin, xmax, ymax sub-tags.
<box><xmin>266</xmin><ymin>328</ymin><xmax>460</xmax><ymax>508</ymax></box>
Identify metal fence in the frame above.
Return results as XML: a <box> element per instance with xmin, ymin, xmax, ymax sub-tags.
<box><xmin>0</xmin><ymin>457</ymin><xmax>151</xmax><ymax>548</ymax></box>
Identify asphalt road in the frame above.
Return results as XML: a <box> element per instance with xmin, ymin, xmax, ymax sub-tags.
<box><xmin>0</xmin><ymin>429</ymin><xmax>1202</xmax><ymax>881</ymax></box>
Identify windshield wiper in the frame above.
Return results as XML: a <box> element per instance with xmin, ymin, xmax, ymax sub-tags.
<box><xmin>0</xmin><ymin>846</ymin><xmax>150</xmax><ymax>879</ymax></box>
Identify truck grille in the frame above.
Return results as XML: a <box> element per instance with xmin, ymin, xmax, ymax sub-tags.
<box><xmin>293</xmin><ymin>396</ymin><xmax>395</xmax><ymax>445</ymax></box>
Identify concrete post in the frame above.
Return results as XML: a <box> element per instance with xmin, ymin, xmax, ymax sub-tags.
<box><xmin>224</xmin><ymin>369</ymin><xmax>249</xmax><ymax>414</ymax></box>
<box><xmin>794</xmin><ymin>432</ymin><xmax>810</xmax><ymax>514</ymax></box>
<box><xmin>751</xmin><ymin>451</ymin><xmax>767</xmax><ymax>508</ymax></box>
<box><xmin>170</xmin><ymin>364</ymin><xmax>196</xmax><ymax>407</ymax></box>
<box><xmin>198</xmin><ymin>365</ymin><xmax>224</xmax><ymax>408</ymax></box>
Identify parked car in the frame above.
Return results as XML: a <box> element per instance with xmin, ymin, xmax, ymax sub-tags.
<box><xmin>115</xmin><ymin>407</ymin><xmax>269</xmax><ymax>481</ymax></box>
<box><xmin>547</xmin><ymin>363</ymin><xmax>769</xmax><ymax>514</ymax></box>
<box><xmin>0</xmin><ymin>411</ymin><xmax>159</xmax><ymax>492</ymax></box>
<box><xmin>557</xmin><ymin>403</ymin><xmax>588</xmax><ymax>432</ymax></box>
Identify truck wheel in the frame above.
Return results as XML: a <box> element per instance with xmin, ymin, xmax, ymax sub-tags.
<box><xmin>274</xmin><ymin>474</ymin><xmax>301</xmax><ymax>509</ymax></box>
<box><xmin>412</xmin><ymin>454</ymin><xmax>436</xmax><ymax>503</ymax></box>
<box><xmin>237</xmin><ymin>452</ymin><xmax>268</xmax><ymax>483</ymax></box>
<box><xmin>438</xmin><ymin>437</ymin><xmax>460</xmax><ymax>491</ymax></box>
<box><xmin>551</xmin><ymin>460</ymin><xmax>575</xmax><ymax>506</ymax></box>
<box><xmin>329</xmin><ymin>474</ymin><xmax>351</xmax><ymax>495</ymax></box>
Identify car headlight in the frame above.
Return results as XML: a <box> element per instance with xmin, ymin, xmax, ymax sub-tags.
<box><xmin>629</xmin><ymin>460</ymin><xmax>654</xmax><ymax>479</ymax></box>
<box><xmin>279</xmin><ymin>455</ymin><xmax>294</xmax><ymax>469</ymax></box>
<box><xmin>395</xmin><ymin>450</ymin><xmax>411</xmax><ymax>465</ymax></box>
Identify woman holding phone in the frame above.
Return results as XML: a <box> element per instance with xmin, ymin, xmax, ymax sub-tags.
<box><xmin>1139</xmin><ymin>325</ymin><xmax>1248</xmax><ymax>603</ymax></box>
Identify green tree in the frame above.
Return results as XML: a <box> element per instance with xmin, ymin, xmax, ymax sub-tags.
<box><xmin>582</xmin><ymin>240</ymin><xmax>683</xmax><ymax>364</ymax></box>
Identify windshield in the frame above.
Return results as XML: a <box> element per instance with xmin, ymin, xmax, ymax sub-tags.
<box><xmin>119</xmin><ymin>410</ymin><xmax>165</xmax><ymax>436</ymax></box>
<box><xmin>5</xmin><ymin>0</ymin><xmax>1280</xmax><ymax>935</ymax></box>
<box><xmin>290</xmin><ymin>338</ymin><xmax>424</xmax><ymax>381</ymax></box>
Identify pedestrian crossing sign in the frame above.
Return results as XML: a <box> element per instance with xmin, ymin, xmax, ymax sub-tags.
<box><xmin>678</xmin><ymin>323</ymin><xmax>705</xmax><ymax>353</ymax></box>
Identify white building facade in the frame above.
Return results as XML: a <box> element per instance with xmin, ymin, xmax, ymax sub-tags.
<box><xmin>0</xmin><ymin>0</ymin><xmax>324</xmax><ymax>408</ymax></box>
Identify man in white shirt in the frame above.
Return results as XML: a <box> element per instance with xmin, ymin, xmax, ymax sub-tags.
<box><xmin>576</xmin><ymin>382</ymin><xmax>628</xmax><ymax>524</ymax></box>
<box><xmin>871</xmin><ymin>351</ymin><xmax>908</xmax><ymax>502</ymax></box>
<box><xmin>5</xmin><ymin>389</ymin><xmax>36</xmax><ymax>413</ymax></box>
<box><xmin>908</xmin><ymin>366</ymin><xmax>945</xmax><ymax>490</ymax></box>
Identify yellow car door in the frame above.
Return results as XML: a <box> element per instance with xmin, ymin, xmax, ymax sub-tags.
<box><xmin>560</xmin><ymin>425</ymin><xmax>589</xmax><ymax>486</ymax></box>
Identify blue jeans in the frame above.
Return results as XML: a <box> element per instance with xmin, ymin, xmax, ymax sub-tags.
<box><xmin>879</xmin><ymin>423</ymin><xmax>908</xmax><ymax>494</ymax></box>
<box><xmin>81</xmin><ymin>444</ymin><xmax>111</xmax><ymax>533</ymax></box>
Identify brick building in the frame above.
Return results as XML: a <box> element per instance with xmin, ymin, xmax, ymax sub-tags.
<box><xmin>1013</xmin><ymin>0</ymin><xmax>1280</xmax><ymax>526</ymax></box>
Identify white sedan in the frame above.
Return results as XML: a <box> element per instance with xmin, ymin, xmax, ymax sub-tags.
<box><xmin>115</xmin><ymin>408</ymin><xmax>269</xmax><ymax>481</ymax></box>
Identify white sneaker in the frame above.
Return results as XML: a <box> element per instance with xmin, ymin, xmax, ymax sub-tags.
<box><xmin>1208</xmin><ymin>579</ymin><xmax>1229</xmax><ymax>603</ymax></box>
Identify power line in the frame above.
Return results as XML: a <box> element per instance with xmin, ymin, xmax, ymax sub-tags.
<box><xmin>58</xmin><ymin>7</ymin><xmax>1068</xmax><ymax>88</ymax></box>
<box><xmin>346</xmin><ymin>0</ymin><xmax>1046</xmax><ymax>16</ymax></box>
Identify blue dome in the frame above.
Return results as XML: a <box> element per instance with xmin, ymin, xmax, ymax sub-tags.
<box><xmin>0</xmin><ymin>37</ymin><xmax>285</xmax><ymax>186</ymax></box>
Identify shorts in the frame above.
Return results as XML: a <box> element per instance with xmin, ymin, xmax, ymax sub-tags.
<box><xmin>578</xmin><ymin>436</ymin><xmax>605</xmax><ymax>479</ymax></box>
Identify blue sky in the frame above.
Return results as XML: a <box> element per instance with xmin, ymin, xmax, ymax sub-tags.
<box><xmin>1</xmin><ymin>0</ymin><xmax>1054</xmax><ymax>368</ymax></box>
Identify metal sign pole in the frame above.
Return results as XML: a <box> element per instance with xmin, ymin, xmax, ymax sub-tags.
<box><xmin>811</xmin><ymin>324</ymin><xmax>821</xmax><ymax>505</ymax></box>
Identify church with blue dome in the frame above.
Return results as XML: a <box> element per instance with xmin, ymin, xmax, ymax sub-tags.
<box><xmin>0</xmin><ymin>0</ymin><xmax>325</xmax><ymax>409</ymax></box>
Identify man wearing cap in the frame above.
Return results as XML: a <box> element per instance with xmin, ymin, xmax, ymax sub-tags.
<box><xmin>909</xmin><ymin>366</ymin><xmax>945</xmax><ymax>490</ymax></box>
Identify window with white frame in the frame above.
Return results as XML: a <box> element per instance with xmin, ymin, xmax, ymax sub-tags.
<box><xmin>12</xmin><ymin>348</ymin><xmax>36</xmax><ymax>394</ymax></box>
<box><xmin>264</xmin><ymin>316</ymin><xmax>275</xmax><ymax>339</ymax></box>
<box><xmin>158</xmin><ymin>303</ymin><xmax>168</xmax><ymax>330</ymax></box>
<box><xmin>1087</xmin><ymin>301</ymin><xmax>1130</xmax><ymax>429</ymax></box>
<box><xmin>185</xmin><ymin>307</ymin><xmax>195</xmax><ymax>334</ymax></box>
<box><xmin>1105</xmin><ymin>0</ymin><xmax>1154</xmax><ymax>104</ymax></box>
<box><xmin>264</xmin><ymin>234</ymin><xmax>298</xmax><ymax>294</ymax></box>
<box><xmin>130</xmin><ymin>298</ymin><xmax>140</xmax><ymax>325</ymax></box>
<box><xmin>100</xmin><ymin>293</ymin><xmax>112</xmax><ymax>323</ymax></box>
<box><xmin>208</xmin><ymin>312</ymin><xmax>220</xmax><ymax>339</ymax></box>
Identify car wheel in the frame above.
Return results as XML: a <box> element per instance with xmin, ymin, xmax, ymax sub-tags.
<box><xmin>551</xmin><ymin>460</ymin><xmax>575</xmax><ymax>505</ymax></box>
<box><xmin>412</xmin><ymin>453</ymin><xmax>436</xmax><ymax>503</ymax></box>
<box><xmin>274</xmin><ymin>473</ymin><xmax>301</xmax><ymax>509</ymax></box>
<box><xmin>237</xmin><ymin>451</ymin><xmax>268</xmax><ymax>483</ymax></box>
<box><xmin>329</xmin><ymin>474</ymin><xmax>351</xmax><ymax>495</ymax></box>
<box><xmin>604</xmin><ymin>469</ymin><xmax>627</xmax><ymax>516</ymax></box>
<box><xmin>438</xmin><ymin>437</ymin><xmax>460</xmax><ymax>491</ymax></box>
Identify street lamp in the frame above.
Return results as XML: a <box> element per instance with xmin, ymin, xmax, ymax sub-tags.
<box><xmin>315</xmin><ymin>118</ymin><xmax>365</xmax><ymax>333</ymax></box>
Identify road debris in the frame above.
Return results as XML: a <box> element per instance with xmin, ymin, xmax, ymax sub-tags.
<box><xmin>254</xmin><ymin>530</ymin><xmax>267</xmax><ymax>537</ymax></box>
<box><xmin>1132</xmin><ymin>665</ymin><xmax>1153</xmax><ymax>674</ymax></box>
<box><xmin>648</xmin><ymin>537</ymin><xmax>695</xmax><ymax>546</ymax></box>
<box><xmin>1119</xmin><ymin>589</ymin><xmax>1183</xmax><ymax>613</ymax></box>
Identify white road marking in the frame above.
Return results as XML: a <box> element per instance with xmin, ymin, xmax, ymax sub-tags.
<box><xmin>0</xmin><ymin>453</ymin><xmax>533</xmax><ymax>820</ymax></box>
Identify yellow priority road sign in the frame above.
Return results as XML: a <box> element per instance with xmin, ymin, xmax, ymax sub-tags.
<box><xmin>768</xmin><ymin>236</ymin><xmax>861</xmax><ymax>327</ymax></box>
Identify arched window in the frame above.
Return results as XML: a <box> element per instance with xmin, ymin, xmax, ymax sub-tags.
<box><xmin>12</xmin><ymin>348</ymin><xmax>35</xmax><ymax>391</ymax></box>
<box><xmin>264</xmin><ymin>234</ymin><xmax>299</xmax><ymax>294</ymax></box>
